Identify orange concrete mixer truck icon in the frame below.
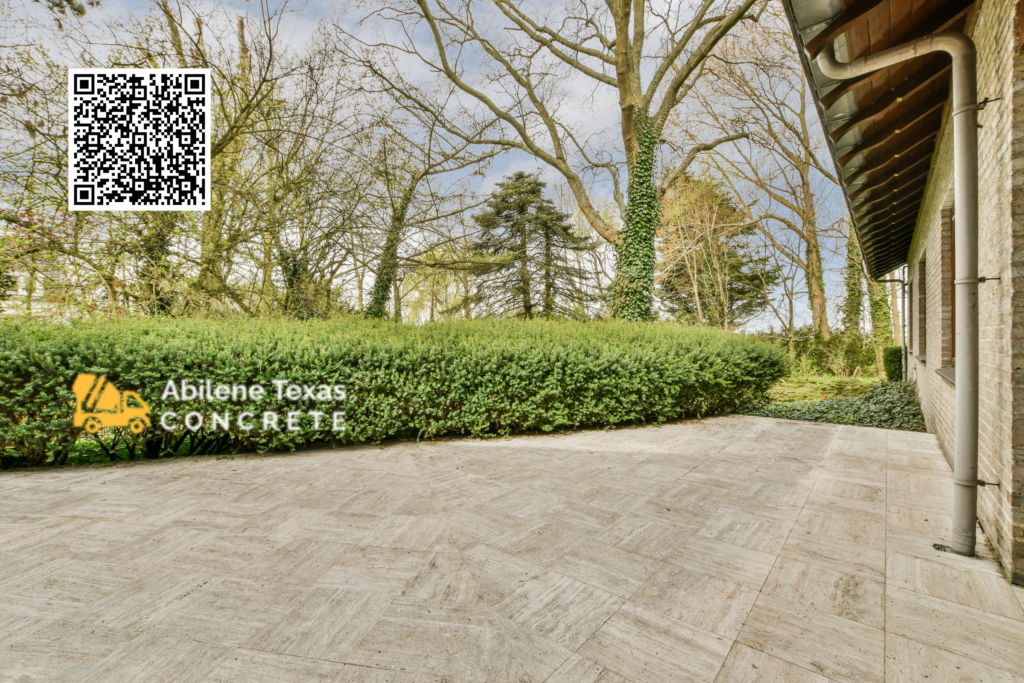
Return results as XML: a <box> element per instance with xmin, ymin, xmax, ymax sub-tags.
<box><xmin>72</xmin><ymin>373</ymin><xmax>151</xmax><ymax>435</ymax></box>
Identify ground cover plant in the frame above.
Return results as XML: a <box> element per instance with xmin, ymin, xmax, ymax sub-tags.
<box><xmin>743</xmin><ymin>380</ymin><xmax>925</xmax><ymax>432</ymax></box>
<box><xmin>0</xmin><ymin>316</ymin><xmax>788</xmax><ymax>468</ymax></box>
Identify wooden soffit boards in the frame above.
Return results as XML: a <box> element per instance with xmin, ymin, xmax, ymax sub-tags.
<box><xmin>780</xmin><ymin>0</ymin><xmax>975</xmax><ymax>279</ymax></box>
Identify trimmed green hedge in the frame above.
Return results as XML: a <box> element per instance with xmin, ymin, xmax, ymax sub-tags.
<box><xmin>742</xmin><ymin>380</ymin><xmax>925</xmax><ymax>432</ymax></box>
<box><xmin>883</xmin><ymin>346</ymin><xmax>903</xmax><ymax>382</ymax></box>
<box><xmin>0</xmin><ymin>317</ymin><xmax>789</xmax><ymax>468</ymax></box>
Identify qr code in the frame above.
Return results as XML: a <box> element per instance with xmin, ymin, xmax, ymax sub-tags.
<box><xmin>68</xmin><ymin>69</ymin><xmax>210</xmax><ymax>211</ymax></box>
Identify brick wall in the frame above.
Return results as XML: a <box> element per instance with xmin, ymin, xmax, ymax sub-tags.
<box><xmin>1009</xmin><ymin>0</ymin><xmax>1024</xmax><ymax>587</ymax></box>
<box><xmin>907</xmin><ymin>0</ymin><xmax>1021</xmax><ymax>583</ymax></box>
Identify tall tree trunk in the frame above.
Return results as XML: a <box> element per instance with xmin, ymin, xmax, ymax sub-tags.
<box><xmin>366</xmin><ymin>185</ymin><xmax>416</xmax><ymax>319</ymax></box>
<box><xmin>804</xmin><ymin>229</ymin><xmax>829</xmax><ymax>340</ymax></box>
<box><xmin>611</xmin><ymin>125</ymin><xmax>659</xmax><ymax>321</ymax></box>
<box><xmin>141</xmin><ymin>213</ymin><xmax>175</xmax><ymax>314</ymax></box>
<box><xmin>24</xmin><ymin>261</ymin><xmax>34</xmax><ymax>316</ymax></box>
<box><xmin>392</xmin><ymin>277</ymin><xmax>402</xmax><ymax>322</ymax></box>
<box><xmin>869</xmin><ymin>281</ymin><xmax>893</xmax><ymax>346</ymax></box>
<box><xmin>842</xmin><ymin>222</ymin><xmax>863</xmax><ymax>336</ymax></box>
<box><xmin>356</xmin><ymin>263</ymin><xmax>364</xmax><ymax>311</ymax></box>
<box><xmin>519</xmin><ymin>214</ymin><xmax>533</xmax><ymax>319</ymax></box>
<box><xmin>158</xmin><ymin>1</ymin><xmax>187</xmax><ymax>68</ymax></box>
<box><xmin>194</xmin><ymin>14</ymin><xmax>249</xmax><ymax>308</ymax></box>
<box><xmin>716</xmin><ymin>239</ymin><xmax>729</xmax><ymax>331</ymax></box>
<box><xmin>543</xmin><ymin>223</ymin><xmax>553</xmax><ymax>318</ymax></box>
<box><xmin>260</xmin><ymin>225</ymin><xmax>276</xmax><ymax>313</ymax></box>
<box><xmin>685</xmin><ymin>253</ymin><xmax>704</xmax><ymax>325</ymax></box>
<box><xmin>800</xmin><ymin>165</ymin><xmax>830</xmax><ymax>340</ymax></box>
<box><xmin>788</xmin><ymin>285</ymin><xmax>796</xmax><ymax>354</ymax></box>
<box><xmin>196</xmin><ymin>213</ymin><xmax>225</xmax><ymax>302</ymax></box>
<box><xmin>889</xmin><ymin>281</ymin><xmax>902</xmax><ymax>346</ymax></box>
<box><xmin>868</xmin><ymin>280</ymin><xmax>894</xmax><ymax>374</ymax></box>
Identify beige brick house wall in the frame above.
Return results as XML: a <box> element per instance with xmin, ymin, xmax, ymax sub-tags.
<box><xmin>1010</xmin><ymin>7</ymin><xmax>1024</xmax><ymax>587</ymax></box>
<box><xmin>906</xmin><ymin>0</ymin><xmax>1021</xmax><ymax>583</ymax></box>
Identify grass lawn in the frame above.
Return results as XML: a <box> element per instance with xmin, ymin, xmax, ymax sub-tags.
<box><xmin>769</xmin><ymin>375</ymin><xmax>882</xmax><ymax>403</ymax></box>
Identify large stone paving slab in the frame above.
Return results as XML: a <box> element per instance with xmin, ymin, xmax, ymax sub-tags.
<box><xmin>1</xmin><ymin>415</ymin><xmax>1022</xmax><ymax>682</ymax></box>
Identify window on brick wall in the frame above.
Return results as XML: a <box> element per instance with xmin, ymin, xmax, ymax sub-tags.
<box><xmin>917</xmin><ymin>260</ymin><xmax>927</xmax><ymax>358</ymax></box>
<box><xmin>908</xmin><ymin>281</ymin><xmax>913</xmax><ymax>354</ymax></box>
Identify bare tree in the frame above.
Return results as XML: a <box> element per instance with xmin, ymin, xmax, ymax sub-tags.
<box><xmin>358</xmin><ymin>98</ymin><xmax>499</xmax><ymax>319</ymax></box>
<box><xmin>328</xmin><ymin>30</ymin><xmax>506</xmax><ymax>319</ymax></box>
<box><xmin>685</xmin><ymin>7</ymin><xmax>839</xmax><ymax>339</ymax></box>
<box><xmin>0</xmin><ymin>0</ymin><xmax>376</xmax><ymax>318</ymax></box>
<box><xmin>753</xmin><ymin>241</ymin><xmax>807</xmax><ymax>352</ymax></box>
<box><xmin>338</xmin><ymin>0</ymin><xmax>766</xmax><ymax>320</ymax></box>
<box><xmin>657</xmin><ymin>171</ymin><xmax>776</xmax><ymax>329</ymax></box>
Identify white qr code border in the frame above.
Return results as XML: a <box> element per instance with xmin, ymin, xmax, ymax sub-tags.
<box><xmin>68</xmin><ymin>68</ymin><xmax>211</xmax><ymax>212</ymax></box>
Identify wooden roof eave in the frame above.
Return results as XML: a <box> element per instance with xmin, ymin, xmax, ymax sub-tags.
<box><xmin>780</xmin><ymin>0</ymin><xmax>977</xmax><ymax>279</ymax></box>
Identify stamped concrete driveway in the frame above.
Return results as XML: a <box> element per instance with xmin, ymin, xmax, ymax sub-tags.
<box><xmin>2</xmin><ymin>415</ymin><xmax>1023</xmax><ymax>683</ymax></box>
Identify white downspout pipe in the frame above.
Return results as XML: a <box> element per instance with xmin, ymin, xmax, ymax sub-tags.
<box><xmin>815</xmin><ymin>32</ymin><xmax>979</xmax><ymax>556</ymax></box>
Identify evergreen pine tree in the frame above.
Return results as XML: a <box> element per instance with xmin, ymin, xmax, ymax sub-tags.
<box><xmin>471</xmin><ymin>172</ymin><xmax>595</xmax><ymax>319</ymax></box>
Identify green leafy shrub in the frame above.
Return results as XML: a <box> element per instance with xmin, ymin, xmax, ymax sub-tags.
<box><xmin>742</xmin><ymin>380</ymin><xmax>925</xmax><ymax>432</ymax></box>
<box><xmin>753</xmin><ymin>327</ymin><xmax>882</xmax><ymax>377</ymax></box>
<box><xmin>883</xmin><ymin>346</ymin><xmax>904</xmax><ymax>382</ymax></box>
<box><xmin>0</xmin><ymin>317</ymin><xmax>789</xmax><ymax>468</ymax></box>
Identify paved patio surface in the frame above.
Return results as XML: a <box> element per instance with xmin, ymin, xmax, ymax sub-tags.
<box><xmin>2</xmin><ymin>415</ymin><xmax>1023</xmax><ymax>683</ymax></box>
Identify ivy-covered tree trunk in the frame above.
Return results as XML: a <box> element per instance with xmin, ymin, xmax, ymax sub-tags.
<box><xmin>868</xmin><ymin>281</ymin><xmax>893</xmax><ymax>346</ymax></box>
<box><xmin>140</xmin><ymin>213</ymin><xmax>176</xmax><ymax>315</ymax></box>
<box><xmin>611</xmin><ymin>126</ymin><xmax>660</xmax><ymax>321</ymax></box>
<box><xmin>868</xmin><ymin>280</ymin><xmax>894</xmax><ymax>374</ymax></box>
<box><xmin>365</xmin><ymin>188</ymin><xmax>415</xmax><ymax>319</ymax></box>
<box><xmin>842</xmin><ymin>222</ymin><xmax>863</xmax><ymax>335</ymax></box>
